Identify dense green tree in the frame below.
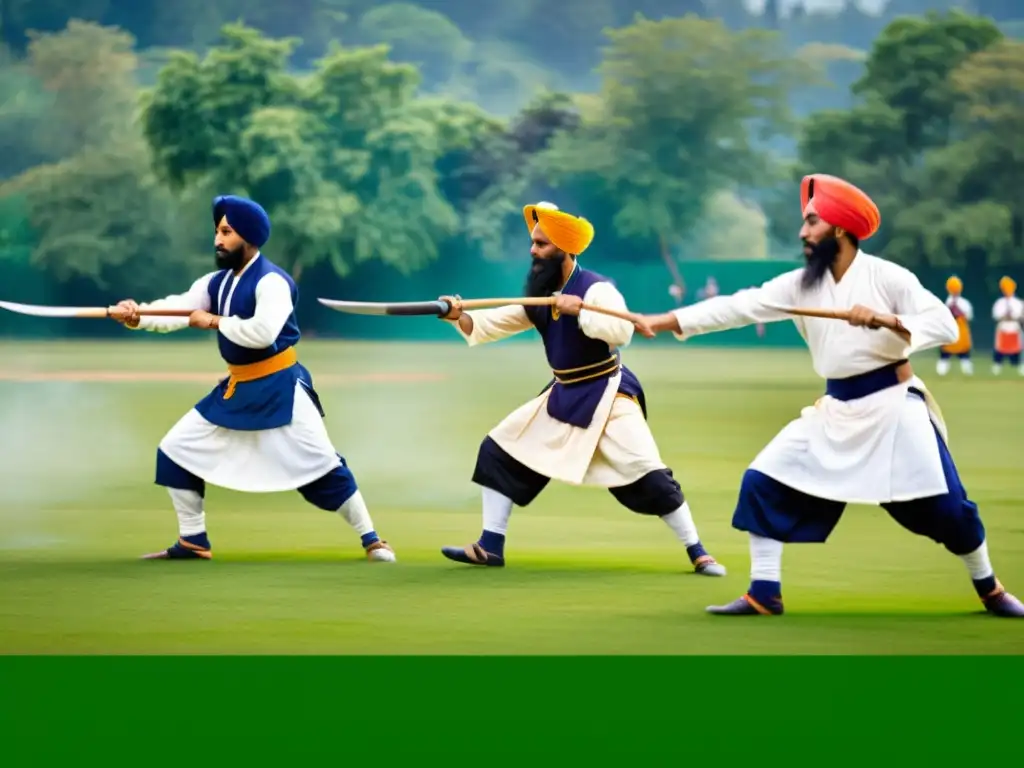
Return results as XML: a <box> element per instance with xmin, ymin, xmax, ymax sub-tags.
<box><xmin>543</xmin><ymin>15</ymin><xmax>813</xmax><ymax>281</ymax></box>
<box><xmin>769</xmin><ymin>10</ymin><xmax>1007</xmax><ymax>269</ymax></box>
<box><xmin>0</xmin><ymin>22</ymin><xmax>200</xmax><ymax>296</ymax></box>
<box><xmin>140</xmin><ymin>24</ymin><xmax>465</xmax><ymax>280</ymax></box>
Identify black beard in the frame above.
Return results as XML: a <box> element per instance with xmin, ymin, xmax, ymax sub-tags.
<box><xmin>215</xmin><ymin>245</ymin><xmax>245</xmax><ymax>271</ymax></box>
<box><xmin>524</xmin><ymin>253</ymin><xmax>567</xmax><ymax>297</ymax></box>
<box><xmin>800</xmin><ymin>236</ymin><xmax>840</xmax><ymax>290</ymax></box>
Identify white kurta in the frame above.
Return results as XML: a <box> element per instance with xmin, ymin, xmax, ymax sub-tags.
<box><xmin>448</xmin><ymin>281</ymin><xmax>666</xmax><ymax>487</ymax></box>
<box><xmin>946</xmin><ymin>295</ymin><xmax>973</xmax><ymax>322</ymax></box>
<box><xmin>670</xmin><ymin>251</ymin><xmax>960</xmax><ymax>505</ymax></box>
<box><xmin>992</xmin><ymin>296</ymin><xmax>1023</xmax><ymax>344</ymax></box>
<box><xmin>130</xmin><ymin>254</ymin><xmax>340</xmax><ymax>492</ymax></box>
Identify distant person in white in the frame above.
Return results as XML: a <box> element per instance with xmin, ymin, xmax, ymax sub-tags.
<box><xmin>936</xmin><ymin>275</ymin><xmax>973</xmax><ymax>376</ymax></box>
<box><xmin>991</xmin><ymin>276</ymin><xmax>1023</xmax><ymax>375</ymax></box>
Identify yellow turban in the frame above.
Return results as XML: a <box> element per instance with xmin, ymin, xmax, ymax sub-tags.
<box><xmin>946</xmin><ymin>276</ymin><xmax>962</xmax><ymax>294</ymax></box>
<box><xmin>1000</xmin><ymin>276</ymin><xmax>1016</xmax><ymax>296</ymax></box>
<box><xmin>523</xmin><ymin>202</ymin><xmax>594</xmax><ymax>256</ymax></box>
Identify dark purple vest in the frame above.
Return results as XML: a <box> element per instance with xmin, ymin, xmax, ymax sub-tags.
<box><xmin>525</xmin><ymin>264</ymin><xmax>645</xmax><ymax>428</ymax></box>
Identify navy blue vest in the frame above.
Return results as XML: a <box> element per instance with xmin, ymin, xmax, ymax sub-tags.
<box><xmin>207</xmin><ymin>255</ymin><xmax>301</xmax><ymax>366</ymax></box>
<box><xmin>193</xmin><ymin>254</ymin><xmax>323</xmax><ymax>431</ymax></box>
<box><xmin>525</xmin><ymin>264</ymin><xmax>645</xmax><ymax>428</ymax></box>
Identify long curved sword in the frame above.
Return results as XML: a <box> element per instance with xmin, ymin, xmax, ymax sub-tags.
<box><xmin>316</xmin><ymin>298</ymin><xmax>456</xmax><ymax>317</ymax></box>
<box><xmin>317</xmin><ymin>296</ymin><xmax>638</xmax><ymax>322</ymax></box>
<box><xmin>0</xmin><ymin>300</ymin><xmax>193</xmax><ymax>319</ymax></box>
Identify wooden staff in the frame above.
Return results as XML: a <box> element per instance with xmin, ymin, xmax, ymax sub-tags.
<box><xmin>766</xmin><ymin>304</ymin><xmax>909</xmax><ymax>338</ymax></box>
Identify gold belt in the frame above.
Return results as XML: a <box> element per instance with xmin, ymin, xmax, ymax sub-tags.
<box><xmin>551</xmin><ymin>355</ymin><xmax>620</xmax><ymax>385</ymax></box>
<box><xmin>223</xmin><ymin>347</ymin><xmax>298</xmax><ymax>399</ymax></box>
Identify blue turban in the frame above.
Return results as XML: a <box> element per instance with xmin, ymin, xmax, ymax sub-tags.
<box><xmin>212</xmin><ymin>195</ymin><xmax>271</xmax><ymax>248</ymax></box>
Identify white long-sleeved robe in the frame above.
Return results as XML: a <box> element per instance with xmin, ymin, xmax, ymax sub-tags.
<box><xmin>991</xmin><ymin>295</ymin><xmax>1023</xmax><ymax>353</ymax></box>
<box><xmin>946</xmin><ymin>295</ymin><xmax>974</xmax><ymax>322</ymax></box>
<box><xmin>670</xmin><ymin>251</ymin><xmax>960</xmax><ymax>504</ymax></box>
<box><xmin>129</xmin><ymin>254</ymin><xmax>341</xmax><ymax>492</ymax></box>
<box><xmin>448</xmin><ymin>280</ymin><xmax>667</xmax><ymax>487</ymax></box>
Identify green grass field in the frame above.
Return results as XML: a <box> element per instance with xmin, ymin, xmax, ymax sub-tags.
<box><xmin>1</xmin><ymin>338</ymin><xmax>1022</xmax><ymax>654</ymax></box>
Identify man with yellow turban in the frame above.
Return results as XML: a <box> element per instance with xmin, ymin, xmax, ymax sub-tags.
<box><xmin>434</xmin><ymin>202</ymin><xmax>725</xmax><ymax>576</ymax></box>
<box><xmin>937</xmin><ymin>275</ymin><xmax>973</xmax><ymax>376</ymax></box>
<box><xmin>107</xmin><ymin>195</ymin><xmax>396</xmax><ymax>564</ymax></box>
<box><xmin>631</xmin><ymin>174</ymin><xmax>1023</xmax><ymax>618</ymax></box>
<box><xmin>991</xmin><ymin>276</ymin><xmax>1023</xmax><ymax>376</ymax></box>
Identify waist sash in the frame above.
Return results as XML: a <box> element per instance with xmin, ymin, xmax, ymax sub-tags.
<box><xmin>224</xmin><ymin>347</ymin><xmax>298</xmax><ymax>399</ymax></box>
<box><xmin>825</xmin><ymin>359</ymin><xmax>908</xmax><ymax>402</ymax></box>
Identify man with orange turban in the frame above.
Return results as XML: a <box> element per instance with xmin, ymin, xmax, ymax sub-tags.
<box><xmin>937</xmin><ymin>275</ymin><xmax>973</xmax><ymax>376</ymax></box>
<box><xmin>631</xmin><ymin>174</ymin><xmax>1023</xmax><ymax>618</ymax></box>
<box><xmin>434</xmin><ymin>202</ymin><xmax>725</xmax><ymax>577</ymax></box>
<box><xmin>991</xmin><ymin>276</ymin><xmax>1023</xmax><ymax>376</ymax></box>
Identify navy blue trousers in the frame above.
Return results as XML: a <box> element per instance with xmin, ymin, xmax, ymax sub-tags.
<box><xmin>154</xmin><ymin>449</ymin><xmax>358</xmax><ymax>511</ymax></box>
<box><xmin>733</xmin><ymin>422</ymin><xmax>984</xmax><ymax>556</ymax></box>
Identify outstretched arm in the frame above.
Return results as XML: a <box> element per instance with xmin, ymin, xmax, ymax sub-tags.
<box><xmin>636</xmin><ymin>270</ymin><xmax>802</xmax><ymax>340</ymax></box>
<box><xmin>579</xmin><ymin>280</ymin><xmax>634</xmax><ymax>348</ymax></box>
<box><xmin>442</xmin><ymin>301</ymin><xmax>533</xmax><ymax>347</ymax></box>
<box><xmin>123</xmin><ymin>273</ymin><xmax>216</xmax><ymax>333</ymax></box>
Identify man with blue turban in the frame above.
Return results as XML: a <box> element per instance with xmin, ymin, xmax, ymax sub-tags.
<box><xmin>111</xmin><ymin>195</ymin><xmax>396</xmax><ymax>563</ymax></box>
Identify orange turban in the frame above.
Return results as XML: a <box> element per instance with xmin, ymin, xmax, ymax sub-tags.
<box><xmin>801</xmin><ymin>174</ymin><xmax>881</xmax><ymax>241</ymax></box>
<box><xmin>946</xmin><ymin>276</ymin><xmax>962</xmax><ymax>294</ymax></box>
<box><xmin>1000</xmin><ymin>276</ymin><xmax>1016</xmax><ymax>296</ymax></box>
<box><xmin>523</xmin><ymin>202</ymin><xmax>594</xmax><ymax>256</ymax></box>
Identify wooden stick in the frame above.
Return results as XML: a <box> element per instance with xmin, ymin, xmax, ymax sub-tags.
<box><xmin>108</xmin><ymin>307</ymin><xmax>195</xmax><ymax>318</ymax></box>
<box><xmin>456</xmin><ymin>297</ymin><xmax>638</xmax><ymax>323</ymax></box>
<box><xmin>766</xmin><ymin>305</ymin><xmax>852</xmax><ymax>321</ymax></box>
<box><xmin>457</xmin><ymin>297</ymin><xmax>555</xmax><ymax>310</ymax></box>
<box><xmin>766</xmin><ymin>305</ymin><xmax>909</xmax><ymax>338</ymax></box>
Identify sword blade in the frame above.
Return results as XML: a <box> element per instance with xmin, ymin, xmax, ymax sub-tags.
<box><xmin>0</xmin><ymin>300</ymin><xmax>107</xmax><ymax>318</ymax></box>
<box><xmin>0</xmin><ymin>301</ymin><xmax>193</xmax><ymax>319</ymax></box>
<box><xmin>317</xmin><ymin>298</ymin><xmax>451</xmax><ymax>317</ymax></box>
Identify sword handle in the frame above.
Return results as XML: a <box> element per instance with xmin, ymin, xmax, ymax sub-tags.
<box><xmin>103</xmin><ymin>306</ymin><xmax>195</xmax><ymax>319</ymax></box>
<box><xmin>385</xmin><ymin>300</ymin><xmax>454</xmax><ymax>317</ymax></box>
<box><xmin>138</xmin><ymin>309</ymin><xmax>196</xmax><ymax>316</ymax></box>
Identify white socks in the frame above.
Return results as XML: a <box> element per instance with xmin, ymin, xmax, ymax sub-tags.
<box><xmin>169</xmin><ymin>488</ymin><xmax>379</xmax><ymax>540</ymax></box>
<box><xmin>960</xmin><ymin>541</ymin><xmax>994</xmax><ymax>581</ymax></box>
<box><xmin>938</xmin><ymin>359</ymin><xmax>972</xmax><ymax>375</ymax></box>
<box><xmin>744</xmin><ymin>535</ymin><xmax>992</xmax><ymax>585</ymax></box>
<box><xmin>749</xmin><ymin>533</ymin><xmax>784</xmax><ymax>581</ymax></box>
<box><xmin>336</xmin><ymin>490</ymin><xmax>374</xmax><ymax>536</ymax></box>
<box><xmin>482</xmin><ymin>487</ymin><xmax>513</xmax><ymax>534</ymax></box>
<box><xmin>660</xmin><ymin>502</ymin><xmax>700</xmax><ymax>546</ymax></box>
<box><xmin>169</xmin><ymin>488</ymin><xmax>205</xmax><ymax>537</ymax></box>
